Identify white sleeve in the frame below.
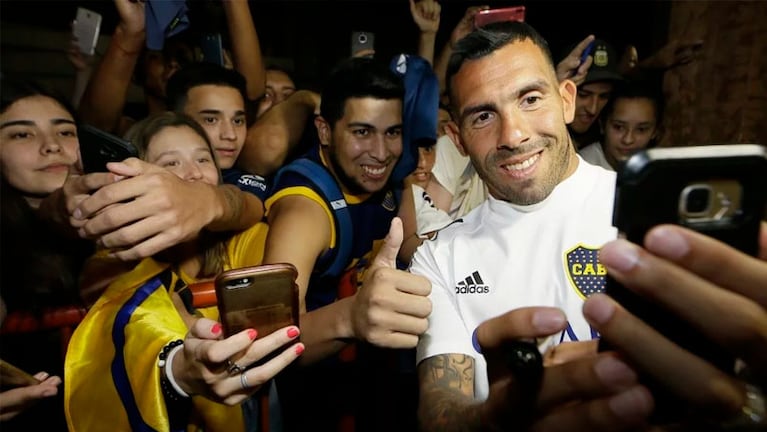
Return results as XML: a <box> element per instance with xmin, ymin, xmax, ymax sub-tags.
<box><xmin>412</xmin><ymin>185</ymin><xmax>455</xmax><ymax>237</ymax></box>
<box><xmin>410</xmin><ymin>240</ymin><xmax>477</xmax><ymax>366</ymax></box>
<box><xmin>431</xmin><ymin>135</ymin><xmax>469</xmax><ymax>194</ymax></box>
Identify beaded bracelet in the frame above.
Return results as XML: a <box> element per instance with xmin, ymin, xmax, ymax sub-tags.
<box><xmin>158</xmin><ymin>339</ymin><xmax>189</xmax><ymax>399</ymax></box>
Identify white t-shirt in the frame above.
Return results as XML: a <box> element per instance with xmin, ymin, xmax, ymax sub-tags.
<box><xmin>412</xmin><ymin>184</ymin><xmax>454</xmax><ymax>237</ymax></box>
<box><xmin>431</xmin><ymin>135</ymin><xmax>488</xmax><ymax>219</ymax></box>
<box><xmin>411</xmin><ymin>157</ymin><xmax>617</xmax><ymax>401</ymax></box>
<box><xmin>578</xmin><ymin>142</ymin><xmax>614</xmax><ymax>171</ymax></box>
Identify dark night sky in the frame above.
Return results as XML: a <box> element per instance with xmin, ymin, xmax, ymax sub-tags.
<box><xmin>1</xmin><ymin>0</ymin><xmax>670</xmax><ymax>89</ymax></box>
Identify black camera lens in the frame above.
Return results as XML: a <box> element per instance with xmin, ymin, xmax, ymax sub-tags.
<box><xmin>358</xmin><ymin>34</ymin><xmax>367</xmax><ymax>44</ymax></box>
<box><xmin>685</xmin><ymin>186</ymin><xmax>711</xmax><ymax>214</ymax></box>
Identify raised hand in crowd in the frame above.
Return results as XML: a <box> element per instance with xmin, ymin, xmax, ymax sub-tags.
<box><xmin>410</xmin><ymin>0</ymin><xmax>441</xmax><ymax>65</ymax></box>
<box><xmin>434</xmin><ymin>5</ymin><xmax>489</xmax><ymax>94</ymax></box>
<box><xmin>555</xmin><ymin>34</ymin><xmax>596</xmax><ymax>86</ymax></box>
<box><xmin>78</xmin><ymin>0</ymin><xmax>147</xmax><ymax>134</ymax></box>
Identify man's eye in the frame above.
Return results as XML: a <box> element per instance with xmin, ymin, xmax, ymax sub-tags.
<box><xmin>353</xmin><ymin>129</ymin><xmax>370</xmax><ymax>137</ymax></box>
<box><xmin>524</xmin><ymin>96</ymin><xmax>541</xmax><ymax>105</ymax></box>
<box><xmin>162</xmin><ymin>160</ymin><xmax>180</xmax><ymax>167</ymax></box>
<box><xmin>471</xmin><ymin>112</ymin><xmax>493</xmax><ymax>126</ymax></box>
<box><xmin>203</xmin><ymin>117</ymin><xmax>218</xmax><ymax>125</ymax></box>
<box><xmin>233</xmin><ymin>118</ymin><xmax>245</xmax><ymax>126</ymax></box>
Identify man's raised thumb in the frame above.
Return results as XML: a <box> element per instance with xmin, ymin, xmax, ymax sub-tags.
<box><xmin>370</xmin><ymin>217</ymin><xmax>404</xmax><ymax>270</ymax></box>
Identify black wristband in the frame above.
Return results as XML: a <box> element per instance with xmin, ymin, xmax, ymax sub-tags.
<box><xmin>158</xmin><ymin>339</ymin><xmax>191</xmax><ymax>428</ymax></box>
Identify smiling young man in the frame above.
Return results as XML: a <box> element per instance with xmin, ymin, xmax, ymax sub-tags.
<box><xmin>166</xmin><ymin>63</ymin><xmax>270</xmax><ymax>201</ymax></box>
<box><xmin>565</xmin><ymin>39</ymin><xmax>625</xmax><ymax>149</ymax></box>
<box><xmin>262</xmin><ymin>57</ymin><xmax>432</xmax><ymax>431</ymax></box>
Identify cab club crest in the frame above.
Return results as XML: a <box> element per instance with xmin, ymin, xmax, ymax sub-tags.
<box><xmin>564</xmin><ymin>244</ymin><xmax>607</xmax><ymax>299</ymax></box>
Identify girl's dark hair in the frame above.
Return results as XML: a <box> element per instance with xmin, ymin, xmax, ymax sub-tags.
<box><xmin>1</xmin><ymin>79</ymin><xmax>88</xmax><ymax>313</ymax></box>
<box><xmin>1</xmin><ymin>79</ymin><xmax>76</xmax><ymax>119</ymax></box>
<box><xmin>124</xmin><ymin>111</ymin><xmax>228</xmax><ymax>278</ymax></box>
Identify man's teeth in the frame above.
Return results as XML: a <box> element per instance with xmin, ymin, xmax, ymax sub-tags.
<box><xmin>363</xmin><ymin>165</ymin><xmax>386</xmax><ymax>175</ymax></box>
<box><xmin>504</xmin><ymin>153</ymin><xmax>540</xmax><ymax>171</ymax></box>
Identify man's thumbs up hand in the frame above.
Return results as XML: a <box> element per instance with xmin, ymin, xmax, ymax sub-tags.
<box><xmin>352</xmin><ymin>217</ymin><xmax>432</xmax><ymax>348</ymax></box>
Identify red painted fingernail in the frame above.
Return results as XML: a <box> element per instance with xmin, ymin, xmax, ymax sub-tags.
<box><xmin>287</xmin><ymin>327</ymin><xmax>300</xmax><ymax>338</ymax></box>
<box><xmin>295</xmin><ymin>344</ymin><xmax>305</xmax><ymax>355</ymax></box>
<box><xmin>248</xmin><ymin>329</ymin><xmax>257</xmax><ymax>340</ymax></box>
<box><xmin>211</xmin><ymin>323</ymin><xmax>222</xmax><ymax>335</ymax></box>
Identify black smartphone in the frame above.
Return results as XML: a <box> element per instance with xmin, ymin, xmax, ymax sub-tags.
<box><xmin>200</xmin><ymin>33</ymin><xmax>224</xmax><ymax>66</ymax></box>
<box><xmin>78</xmin><ymin>124</ymin><xmax>138</xmax><ymax>174</ymax></box>
<box><xmin>351</xmin><ymin>31</ymin><xmax>375</xmax><ymax>58</ymax></box>
<box><xmin>215</xmin><ymin>263</ymin><xmax>299</xmax><ymax>339</ymax></box>
<box><xmin>602</xmin><ymin>144</ymin><xmax>767</xmax><ymax>422</ymax></box>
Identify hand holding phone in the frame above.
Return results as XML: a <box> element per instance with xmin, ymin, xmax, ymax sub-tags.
<box><xmin>72</xmin><ymin>7</ymin><xmax>102</xmax><ymax>56</ymax></box>
<box><xmin>200</xmin><ymin>33</ymin><xmax>224</xmax><ymax>66</ymax></box>
<box><xmin>600</xmin><ymin>144</ymin><xmax>767</xmax><ymax>423</ymax></box>
<box><xmin>215</xmin><ymin>263</ymin><xmax>299</xmax><ymax>339</ymax></box>
<box><xmin>578</xmin><ymin>40</ymin><xmax>595</xmax><ymax>68</ymax></box>
<box><xmin>473</xmin><ymin>6</ymin><xmax>526</xmax><ymax>29</ymax></box>
<box><xmin>78</xmin><ymin>124</ymin><xmax>139</xmax><ymax>174</ymax></box>
<box><xmin>351</xmin><ymin>31</ymin><xmax>375</xmax><ymax>58</ymax></box>
<box><xmin>0</xmin><ymin>359</ymin><xmax>41</xmax><ymax>388</ymax></box>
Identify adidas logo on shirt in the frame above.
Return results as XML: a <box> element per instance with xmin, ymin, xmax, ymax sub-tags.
<box><xmin>455</xmin><ymin>271</ymin><xmax>489</xmax><ymax>294</ymax></box>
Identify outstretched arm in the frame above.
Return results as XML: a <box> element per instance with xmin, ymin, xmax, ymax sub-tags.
<box><xmin>238</xmin><ymin>90</ymin><xmax>320</xmax><ymax>176</ymax></box>
<box><xmin>433</xmin><ymin>6</ymin><xmax>488</xmax><ymax>95</ymax></box>
<box><xmin>410</xmin><ymin>0</ymin><xmax>441</xmax><ymax>66</ymax></box>
<box><xmin>222</xmin><ymin>0</ymin><xmax>266</xmax><ymax>101</ymax></box>
<box><xmin>71</xmin><ymin>159</ymin><xmax>263</xmax><ymax>261</ymax></box>
<box><xmin>417</xmin><ymin>307</ymin><xmax>652</xmax><ymax>431</ymax></box>
<box><xmin>77</xmin><ymin>0</ymin><xmax>145</xmax><ymax>134</ymax></box>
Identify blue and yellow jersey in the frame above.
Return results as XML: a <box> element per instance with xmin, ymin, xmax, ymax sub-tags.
<box><xmin>65</xmin><ymin>223</ymin><xmax>269</xmax><ymax>432</ymax></box>
<box><xmin>265</xmin><ymin>147</ymin><xmax>399</xmax><ymax>311</ymax></box>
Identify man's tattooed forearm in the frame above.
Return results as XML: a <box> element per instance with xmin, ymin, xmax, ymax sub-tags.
<box><xmin>417</xmin><ymin>354</ymin><xmax>484</xmax><ymax>431</ymax></box>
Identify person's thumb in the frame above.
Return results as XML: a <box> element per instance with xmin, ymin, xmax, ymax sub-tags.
<box><xmin>370</xmin><ymin>217</ymin><xmax>404</xmax><ymax>270</ymax></box>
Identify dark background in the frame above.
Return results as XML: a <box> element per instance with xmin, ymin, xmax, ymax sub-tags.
<box><xmin>1</xmin><ymin>0</ymin><xmax>671</xmax><ymax>90</ymax></box>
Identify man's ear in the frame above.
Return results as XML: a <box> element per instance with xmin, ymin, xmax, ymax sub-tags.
<box><xmin>560</xmin><ymin>79</ymin><xmax>577</xmax><ymax>124</ymax></box>
<box><xmin>314</xmin><ymin>116</ymin><xmax>331</xmax><ymax>147</ymax></box>
<box><xmin>445</xmin><ymin>121</ymin><xmax>469</xmax><ymax>157</ymax></box>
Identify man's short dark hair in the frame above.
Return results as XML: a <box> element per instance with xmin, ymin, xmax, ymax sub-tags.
<box><xmin>165</xmin><ymin>62</ymin><xmax>248</xmax><ymax>113</ymax></box>
<box><xmin>319</xmin><ymin>57</ymin><xmax>404</xmax><ymax>128</ymax></box>
<box><xmin>445</xmin><ymin>21</ymin><xmax>554</xmax><ymax>117</ymax></box>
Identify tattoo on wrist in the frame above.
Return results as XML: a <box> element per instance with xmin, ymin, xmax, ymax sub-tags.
<box><xmin>222</xmin><ymin>186</ymin><xmax>243</xmax><ymax>224</ymax></box>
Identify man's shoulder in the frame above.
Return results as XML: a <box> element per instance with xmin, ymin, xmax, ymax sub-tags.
<box><xmin>423</xmin><ymin>200</ymin><xmax>487</xmax><ymax>245</ymax></box>
<box><xmin>222</xmin><ymin>168</ymin><xmax>270</xmax><ymax>200</ymax></box>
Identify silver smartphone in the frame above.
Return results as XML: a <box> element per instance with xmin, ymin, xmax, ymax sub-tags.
<box><xmin>73</xmin><ymin>7</ymin><xmax>102</xmax><ymax>56</ymax></box>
